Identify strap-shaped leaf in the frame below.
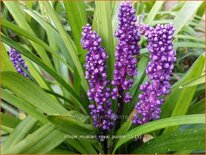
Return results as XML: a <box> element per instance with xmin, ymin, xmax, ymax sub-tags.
<box><xmin>24</xmin><ymin>129</ymin><xmax>65</xmax><ymax>153</ymax></box>
<box><xmin>174</xmin><ymin>42</ymin><xmax>205</xmax><ymax>49</ymax></box>
<box><xmin>2</xmin><ymin>72</ymin><xmax>68</xmax><ymax>115</ymax></box>
<box><xmin>3</xmin><ymin>1</ymin><xmax>53</xmax><ymax>69</ymax></box>
<box><xmin>48</xmin><ymin>149</ymin><xmax>76</xmax><ymax>154</ymax></box>
<box><xmin>161</xmin><ymin>55</ymin><xmax>205</xmax><ymax>119</ymax></box>
<box><xmin>2</xmin><ymin>123</ymin><xmax>66</xmax><ymax>154</ymax></box>
<box><xmin>1</xmin><ymin>112</ymin><xmax>21</xmax><ymax>132</ymax></box>
<box><xmin>1</xmin><ymin>43</ymin><xmax>15</xmax><ymax>72</ymax></box>
<box><xmin>144</xmin><ymin>1</ymin><xmax>164</xmax><ymax>24</ymax></box>
<box><xmin>1</xmin><ymin>38</ymin><xmax>88</xmax><ymax>113</ymax></box>
<box><xmin>23</xmin><ymin>6</ymin><xmax>75</xmax><ymax>69</ymax></box>
<box><xmin>1</xmin><ymin>19</ymin><xmax>73</xmax><ymax>73</ymax></box>
<box><xmin>2</xmin><ymin>116</ymin><xmax>37</xmax><ymax>151</ymax></box>
<box><xmin>113</xmin><ymin>114</ymin><xmax>205</xmax><ymax>153</ymax></box>
<box><xmin>174</xmin><ymin>1</ymin><xmax>203</xmax><ymax>35</ymax></box>
<box><xmin>132</xmin><ymin>128</ymin><xmax>205</xmax><ymax>153</ymax></box>
<box><xmin>187</xmin><ymin>98</ymin><xmax>205</xmax><ymax>114</ymax></box>
<box><xmin>2</xmin><ymin>89</ymin><xmax>48</xmax><ymax>123</ymax></box>
<box><xmin>66</xmin><ymin>139</ymin><xmax>97</xmax><ymax>154</ymax></box>
<box><xmin>180</xmin><ymin>73</ymin><xmax>205</xmax><ymax>88</ymax></box>
<box><xmin>93</xmin><ymin>1</ymin><xmax>115</xmax><ymax>80</ymax></box>
<box><xmin>47</xmin><ymin>115</ymin><xmax>97</xmax><ymax>138</ymax></box>
<box><xmin>111</xmin><ymin>1</ymin><xmax>120</xmax><ymax>47</ymax></box>
<box><xmin>163</xmin><ymin>55</ymin><xmax>205</xmax><ymax>133</ymax></box>
<box><xmin>64</xmin><ymin>1</ymin><xmax>87</xmax><ymax>62</ymax></box>
<box><xmin>41</xmin><ymin>1</ymin><xmax>89</xmax><ymax>93</ymax></box>
<box><xmin>67</xmin><ymin>110</ymin><xmax>90</xmax><ymax>123</ymax></box>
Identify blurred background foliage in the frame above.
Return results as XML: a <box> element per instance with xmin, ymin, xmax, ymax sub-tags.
<box><xmin>1</xmin><ymin>1</ymin><xmax>205</xmax><ymax>154</ymax></box>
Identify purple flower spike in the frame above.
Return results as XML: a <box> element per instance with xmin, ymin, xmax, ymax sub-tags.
<box><xmin>112</xmin><ymin>2</ymin><xmax>140</xmax><ymax>103</ymax></box>
<box><xmin>9</xmin><ymin>48</ymin><xmax>29</xmax><ymax>78</ymax></box>
<box><xmin>81</xmin><ymin>24</ymin><xmax>116</xmax><ymax>131</ymax></box>
<box><xmin>133</xmin><ymin>24</ymin><xmax>176</xmax><ymax>125</ymax></box>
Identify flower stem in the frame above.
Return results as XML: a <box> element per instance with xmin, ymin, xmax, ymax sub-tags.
<box><xmin>99</xmin><ymin>130</ymin><xmax>107</xmax><ymax>154</ymax></box>
<box><xmin>115</xmin><ymin>87</ymin><xmax>124</xmax><ymax>131</ymax></box>
<box><xmin>103</xmin><ymin>136</ymin><xmax>107</xmax><ymax>154</ymax></box>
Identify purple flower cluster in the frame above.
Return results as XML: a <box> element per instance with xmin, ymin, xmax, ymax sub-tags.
<box><xmin>82</xmin><ymin>2</ymin><xmax>176</xmax><ymax>130</ymax></box>
<box><xmin>133</xmin><ymin>24</ymin><xmax>176</xmax><ymax>125</ymax></box>
<box><xmin>81</xmin><ymin>24</ymin><xmax>116</xmax><ymax>130</ymax></box>
<box><xmin>9</xmin><ymin>48</ymin><xmax>29</xmax><ymax>78</ymax></box>
<box><xmin>112</xmin><ymin>2</ymin><xmax>140</xmax><ymax>103</ymax></box>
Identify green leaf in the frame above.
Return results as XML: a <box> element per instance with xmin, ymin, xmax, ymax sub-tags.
<box><xmin>22</xmin><ymin>3</ymin><xmax>84</xmax><ymax>104</ymax></box>
<box><xmin>93</xmin><ymin>1</ymin><xmax>115</xmax><ymax>80</ymax></box>
<box><xmin>130</xmin><ymin>56</ymin><xmax>149</xmax><ymax>98</ymax></box>
<box><xmin>22</xmin><ymin>5</ymin><xmax>78</xmax><ymax>105</ymax></box>
<box><xmin>112</xmin><ymin>114</ymin><xmax>205</xmax><ymax>153</ymax></box>
<box><xmin>3</xmin><ymin>1</ymin><xmax>53</xmax><ymax>69</ymax></box>
<box><xmin>24</xmin><ymin>129</ymin><xmax>65</xmax><ymax>153</ymax></box>
<box><xmin>180</xmin><ymin>73</ymin><xmax>205</xmax><ymax>88</ymax></box>
<box><xmin>48</xmin><ymin>149</ymin><xmax>76</xmax><ymax>154</ymax></box>
<box><xmin>161</xmin><ymin>55</ymin><xmax>205</xmax><ymax>119</ymax></box>
<box><xmin>122</xmin><ymin>56</ymin><xmax>149</xmax><ymax>126</ymax></box>
<box><xmin>172</xmin><ymin>55</ymin><xmax>205</xmax><ymax>89</ymax></box>
<box><xmin>2</xmin><ymin>116</ymin><xmax>37</xmax><ymax>151</ymax></box>
<box><xmin>115</xmin><ymin>120</ymin><xmax>132</xmax><ymax>136</ymax></box>
<box><xmin>188</xmin><ymin>98</ymin><xmax>205</xmax><ymax>114</ymax></box>
<box><xmin>25</xmin><ymin>1</ymin><xmax>33</xmax><ymax>22</ymax></box>
<box><xmin>41</xmin><ymin>1</ymin><xmax>88</xmax><ymax>93</ymax></box>
<box><xmin>2</xmin><ymin>72</ymin><xmax>69</xmax><ymax>115</ymax></box>
<box><xmin>43</xmin><ymin>88</ymin><xmax>75</xmax><ymax>109</ymax></box>
<box><xmin>1</xmin><ymin>125</ymin><xmax>13</xmax><ymax>133</ymax></box>
<box><xmin>67</xmin><ymin>110</ymin><xmax>90</xmax><ymax>123</ymax></box>
<box><xmin>1</xmin><ymin>19</ymin><xmax>73</xmax><ymax>73</ymax></box>
<box><xmin>144</xmin><ymin>1</ymin><xmax>164</xmax><ymax>24</ymax></box>
<box><xmin>2</xmin><ymin>9</ymin><xmax>51</xmax><ymax>92</ymax></box>
<box><xmin>47</xmin><ymin>115</ymin><xmax>97</xmax><ymax>138</ymax></box>
<box><xmin>1</xmin><ymin>124</ymin><xmax>14</xmax><ymax>133</ymax></box>
<box><xmin>2</xmin><ymin>123</ymin><xmax>65</xmax><ymax>154</ymax></box>
<box><xmin>160</xmin><ymin>90</ymin><xmax>181</xmax><ymax>119</ymax></box>
<box><xmin>174</xmin><ymin>42</ymin><xmax>205</xmax><ymax>49</ymax></box>
<box><xmin>171</xmin><ymin>1</ymin><xmax>185</xmax><ymax>11</ymax></box>
<box><xmin>24</xmin><ymin>60</ymin><xmax>53</xmax><ymax>92</ymax></box>
<box><xmin>132</xmin><ymin>128</ymin><xmax>205</xmax><ymax>153</ymax></box>
<box><xmin>2</xmin><ymin>89</ymin><xmax>48</xmax><ymax>124</ymax></box>
<box><xmin>1</xmin><ymin>43</ymin><xmax>15</xmax><ymax>72</ymax></box>
<box><xmin>151</xmin><ymin>19</ymin><xmax>173</xmax><ymax>26</ymax></box>
<box><xmin>163</xmin><ymin>55</ymin><xmax>205</xmax><ymax>133</ymax></box>
<box><xmin>1</xmin><ymin>37</ymin><xmax>88</xmax><ymax>113</ymax></box>
<box><xmin>174</xmin><ymin>1</ymin><xmax>203</xmax><ymax>35</ymax></box>
<box><xmin>111</xmin><ymin>1</ymin><xmax>120</xmax><ymax>47</ymax></box>
<box><xmin>182</xmin><ymin>25</ymin><xmax>197</xmax><ymax>36</ymax></box>
<box><xmin>1</xmin><ymin>112</ymin><xmax>21</xmax><ymax>131</ymax></box>
<box><xmin>139</xmin><ymin>41</ymin><xmax>205</xmax><ymax>55</ymax></box>
<box><xmin>176</xmin><ymin>35</ymin><xmax>205</xmax><ymax>43</ymax></box>
<box><xmin>64</xmin><ymin>1</ymin><xmax>87</xmax><ymax>62</ymax></box>
<box><xmin>66</xmin><ymin>139</ymin><xmax>97</xmax><ymax>154</ymax></box>
<box><xmin>129</xmin><ymin>56</ymin><xmax>149</xmax><ymax>111</ymax></box>
<box><xmin>1</xmin><ymin>101</ymin><xmax>19</xmax><ymax>116</ymax></box>
<box><xmin>163</xmin><ymin>90</ymin><xmax>197</xmax><ymax>133</ymax></box>
<box><xmin>66</xmin><ymin>139</ymin><xmax>87</xmax><ymax>154</ymax></box>
<box><xmin>22</xmin><ymin>6</ymin><xmax>75</xmax><ymax>69</ymax></box>
<box><xmin>73</xmin><ymin>68</ymin><xmax>81</xmax><ymax>98</ymax></box>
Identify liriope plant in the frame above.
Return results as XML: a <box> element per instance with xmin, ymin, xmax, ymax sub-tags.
<box><xmin>1</xmin><ymin>1</ymin><xmax>205</xmax><ymax>154</ymax></box>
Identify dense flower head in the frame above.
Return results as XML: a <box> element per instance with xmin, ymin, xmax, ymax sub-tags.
<box><xmin>81</xmin><ymin>24</ymin><xmax>116</xmax><ymax>130</ymax></box>
<box><xmin>133</xmin><ymin>24</ymin><xmax>176</xmax><ymax>125</ymax></box>
<box><xmin>112</xmin><ymin>2</ymin><xmax>140</xmax><ymax>103</ymax></box>
<box><xmin>9</xmin><ymin>48</ymin><xmax>29</xmax><ymax>78</ymax></box>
